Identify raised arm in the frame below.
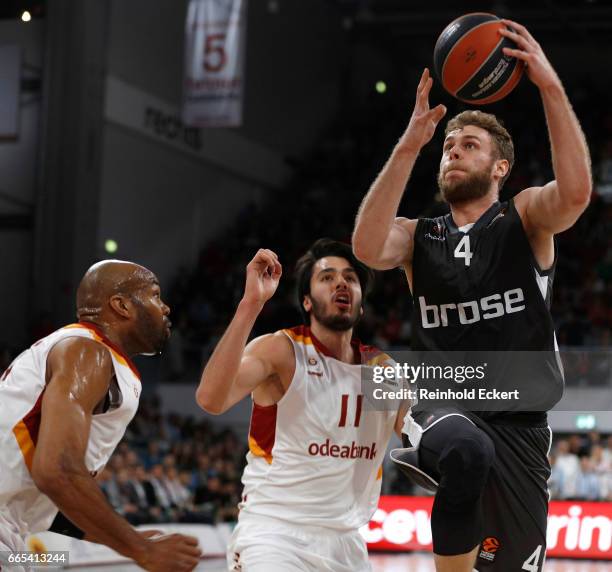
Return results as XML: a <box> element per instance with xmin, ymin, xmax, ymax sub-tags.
<box><xmin>196</xmin><ymin>249</ymin><xmax>293</xmax><ymax>415</ymax></box>
<box><xmin>352</xmin><ymin>68</ymin><xmax>446</xmax><ymax>270</ymax></box>
<box><xmin>500</xmin><ymin>20</ymin><xmax>591</xmax><ymax>236</ymax></box>
<box><xmin>33</xmin><ymin>338</ymin><xmax>201</xmax><ymax>572</ymax></box>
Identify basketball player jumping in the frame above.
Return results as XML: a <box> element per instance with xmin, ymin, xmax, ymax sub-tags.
<box><xmin>352</xmin><ymin>20</ymin><xmax>591</xmax><ymax>572</ymax></box>
<box><xmin>196</xmin><ymin>239</ymin><xmax>411</xmax><ymax>572</ymax></box>
<box><xmin>0</xmin><ymin>261</ymin><xmax>201</xmax><ymax>572</ymax></box>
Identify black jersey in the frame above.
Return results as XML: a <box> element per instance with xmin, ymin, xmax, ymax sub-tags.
<box><xmin>410</xmin><ymin>199</ymin><xmax>564</xmax><ymax>421</ymax></box>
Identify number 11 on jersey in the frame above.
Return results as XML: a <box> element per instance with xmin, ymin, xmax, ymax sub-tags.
<box><xmin>454</xmin><ymin>235</ymin><xmax>474</xmax><ymax>267</ymax></box>
<box><xmin>339</xmin><ymin>394</ymin><xmax>363</xmax><ymax>428</ymax></box>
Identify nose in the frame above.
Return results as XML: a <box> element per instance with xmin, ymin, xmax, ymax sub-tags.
<box><xmin>449</xmin><ymin>144</ymin><xmax>461</xmax><ymax>160</ymax></box>
<box><xmin>335</xmin><ymin>276</ymin><xmax>349</xmax><ymax>290</ymax></box>
<box><xmin>162</xmin><ymin>303</ymin><xmax>171</xmax><ymax>316</ymax></box>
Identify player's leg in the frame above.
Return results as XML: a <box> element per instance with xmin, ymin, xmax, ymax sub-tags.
<box><xmin>472</xmin><ymin>423</ymin><xmax>551</xmax><ymax>571</ymax></box>
<box><xmin>228</xmin><ymin>544</ymin><xmax>310</xmax><ymax>572</ymax></box>
<box><xmin>325</xmin><ymin>527</ymin><xmax>371</xmax><ymax>572</ymax></box>
<box><xmin>434</xmin><ymin>548</ymin><xmax>479</xmax><ymax>572</ymax></box>
<box><xmin>226</xmin><ymin>516</ymin><xmax>315</xmax><ymax>572</ymax></box>
<box><xmin>413</xmin><ymin>413</ymin><xmax>496</xmax><ymax>572</ymax></box>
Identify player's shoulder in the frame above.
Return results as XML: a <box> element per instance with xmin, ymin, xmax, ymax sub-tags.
<box><xmin>514</xmin><ymin>187</ymin><xmax>540</xmax><ymax>208</ymax></box>
<box><xmin>511</xmin><ymin>187</ymin><xmax>546</xmax><ymax>231</ymax></box>
<box><xmin>48</xmin><ymin>335</ymin><xmax>113</xmax><ymax>365</ymax></box>
<box><xmin>513</xmin><ymin>185</ymin><xmax>557</xmax><ymax>217</ymax></box>
<box><xmin>46</xmin><ymin>336</ymin><xmax>114</xmax><ymax>386</ymax></box>
<box><xmin>395</xmin><ymin>217</ymin><xmax>418</xmax><ymax>233</ymax></box>
<box><xmin>245</xmin><ymin>329</ymin><xmax>295</xmax><ymax>362</ymax></box>
<box><xmin>358</xmin><ymin>341</ymin><xmax>394</xmax><ymax>367</ymax></box>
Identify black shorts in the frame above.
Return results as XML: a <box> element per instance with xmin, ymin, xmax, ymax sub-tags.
<box><xmin>413</xmin><ymin>410</ymin><xmax>552</xmax><ymax>571</ymax></box>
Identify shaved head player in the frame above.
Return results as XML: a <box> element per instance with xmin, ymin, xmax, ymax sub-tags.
<box><xmin>0</xmin><ymin>260</ymin><xmax>201</xmax><ymax>572</ymax></box>
<box><xmin>353</xmin><ymin>19</ymin><xmax>591</xmax><ymax>572</ymax></box>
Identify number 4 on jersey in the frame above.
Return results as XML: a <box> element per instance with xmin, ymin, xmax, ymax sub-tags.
<box><xmin>454</xmin><ymin>235</ymin><xmax>474</xmax><ymax>267</ymax></box>
<box><xmin>522</xmin><ymin>545</ymin><xmax>542</xmax><ymax>572</ymax></box>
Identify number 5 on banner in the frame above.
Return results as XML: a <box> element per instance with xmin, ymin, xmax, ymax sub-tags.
<box><xmin>204</xmin><ymin>33</ymin><xmax>227</xmax><ymax>72</ymax></box>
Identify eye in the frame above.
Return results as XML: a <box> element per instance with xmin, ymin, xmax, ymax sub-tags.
<box><xmin>345</xmin><ymin>274</ymin><xmax>357</xmax><ymax>282</ymax></box>
<box><xmin>322</xmin><ymin>274</ymin><xmax>333</xmax><ymax>281</ymax></box>
<box><xmin>465</xmin><ymin>142</ymin><xmax>475</xmax><ymax>149</ymax></box>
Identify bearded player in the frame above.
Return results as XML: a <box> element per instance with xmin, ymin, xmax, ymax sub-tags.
<box><xmin>0</xmin><ymin>261</ymin><xmax>201</xmax><ymax>572</ymax></box>
<box><xmin>196</xmin><ymin>239</ymin><xmax>412</xmax><ymax>572</ymax></box>
<box><xmin>352</xmin><ymin>20</ymin><xmax>590</xmax><ymax>572</ymax></box>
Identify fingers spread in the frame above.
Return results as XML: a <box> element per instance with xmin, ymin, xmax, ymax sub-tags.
<box><xmin>500</xmin><ymin>19</ymin><xmax>536</xmax><ymax>44</ymax></box>
<box><xmin>416</xmin><ymin>68</ymin><xmax>429</xmax><ymax>94</ymax></box>
<box><xmin>430</xmin><ymin>104</ymin><xmax>447</xmax><ymax>124</ymax></box>
<box><xmin>498</xmin><ymin>27</ymin><xmax>531</xmax><ymax>51</ymax></box>
<box><xmin>502</xmin><ymin>47</ymin><xmax>527</xmax><ymax>62</ymax></box>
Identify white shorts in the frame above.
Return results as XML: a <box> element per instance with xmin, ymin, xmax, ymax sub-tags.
<box><xmin>0</xmin><ymin>520</ymin><xmax>28</xmax><ymax>572</ymax></box>
<box><xmin>227</xmin><ymin>514</ymin><xmax>371</xmax><ymax>572</ymax></box>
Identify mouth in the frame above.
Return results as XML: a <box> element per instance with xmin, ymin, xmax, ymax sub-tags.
<box><xmin>333</xmin><ymin>292</ymin><xmax>351</xmax><ymax>311</ymax></box>
<box><xmin>164</xmin><ymin>319</ymin><xmax>172</xmax><ymax>333</ymax></box>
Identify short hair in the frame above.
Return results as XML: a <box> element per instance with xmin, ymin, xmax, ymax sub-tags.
<box><xmin>294</xmin><ymin>238</ymin><xmax>375</xmax><ymax>324</ymax></box>
<box><xmin>445</xmin><ymin>110</ymin><xmax>515</xmax><ymax>189</ymax></box>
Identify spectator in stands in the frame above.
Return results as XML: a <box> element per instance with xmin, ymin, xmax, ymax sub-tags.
<box><xmin>551</xmin><ymin>440</ymin><xmax>581</xmax><ymax>499</ymax></box>
<box><xmin>98</xmin><ymin>468</ymin><xmax>123</xmax><ymax>513</ymax></box>
<box><xmin>576</xmin><ymin>457</ymin><xmax>602</xmax><ymax>501</ymax></box>
<box><xmin>142</xmin><ymin>441</ymin><xmax>164</xmax><ymax>470</ymax></box>
<box><xmin>146</xmin><ymin>464</ymin><xmax>177</xmax><ymax>521</ymax></box>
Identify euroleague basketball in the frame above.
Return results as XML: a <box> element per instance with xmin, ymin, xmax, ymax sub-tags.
<box><xmin>433</xmin><ymin>13</ymin><xmax>524</xmax><ymax>105</ymax></box>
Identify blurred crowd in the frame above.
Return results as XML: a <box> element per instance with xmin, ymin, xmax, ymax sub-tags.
<box><xmin>548</xmin><ymin>432</ymin><xmax>612</xmax><ymax>502</ymax></box>
<box><xmin>97</xmin><ymin>398</ymin><xmax>244</xmax><ymax>526</ymax></box>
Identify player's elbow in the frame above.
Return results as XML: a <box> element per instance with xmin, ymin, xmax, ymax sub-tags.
<box><xmin>195</xmin><ymin>388</ymin><xmax>226</xmax><ymax>415</ymax></box>
<box><xmin>31</xmin><ymin>462</ymin><xmax>70</xmax><ymax>497</ymax></box>
<box><xmin>352</xmin><ymin>236</ymin><xmax>379</xmax><ymax>267</ymax></box>
<box><xmin>570</xmin><ymin>184</ymin><xmax>592</xmax><ymax>208</ymax></box>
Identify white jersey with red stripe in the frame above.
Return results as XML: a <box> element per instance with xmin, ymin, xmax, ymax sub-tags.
<box><xmin>0</xmin><ymin>322</ymin><xmax>141</xmax><ymax>536</ymax></box>
<box><xmin>239</xmin><ymin>325</ymin><xmax>398</xmax><ymax>531</ymax></box>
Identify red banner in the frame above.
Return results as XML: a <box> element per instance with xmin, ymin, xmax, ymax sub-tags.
<box><xmin>363</xmin><ymin>496</ymin><xmax>612</xmax><ymax>560</ymax></box>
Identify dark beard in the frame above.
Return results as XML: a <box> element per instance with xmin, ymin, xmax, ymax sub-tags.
<box><xmin>310</xmin><ymin>297</ymin><xmax>360</xmax><ymax>332</ymax></box>
<box><xmin>438</xmin><ymin>163</ymin><xmax>494</xmax><ymax>204</ymax></box>
<box><xmin>132</xmin><ymin>298</ymin><xmax>168</xmax><ymax>354</ymax></box>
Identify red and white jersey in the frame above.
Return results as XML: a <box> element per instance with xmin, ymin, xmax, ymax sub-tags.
<box><xmin>240</xmin><ymin>325</ymin><xmax>398</xmax><ymax>531</ymax></box>
<box><xmin>0</xmin><ymin>323</ymin><xmax>141</xmax><ymax>535</ymax></box>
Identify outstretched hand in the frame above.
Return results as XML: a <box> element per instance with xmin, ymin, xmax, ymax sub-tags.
<box><xmin>499</xmin><ymin>20</ymin><xmax>561</xmax><ymax>91</ymax></box>
<box><xmin>398</xmin><ymin>68</ymin><xmax>447</xmax><ymax>153</ymax></box>
<box><xmin>242</xmin><ymin>249</ymin><xmax>282</xmax><ymax>306</ymax></box>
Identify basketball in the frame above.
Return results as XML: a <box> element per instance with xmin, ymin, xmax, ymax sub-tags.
<box><xmin>433</xmin><ymin>13</ymin><xmax>524</xmax><ymax>105</ymax></box>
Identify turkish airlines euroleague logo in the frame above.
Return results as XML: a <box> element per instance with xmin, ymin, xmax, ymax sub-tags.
<box><xmin>481</xmin><ymin>536</ymin><xmax>500</xmax><ymax>553</ymax></box>
<box><xmin>479</xmin><ymin>536</ymin><xmax>500</xmax><ymax>562</ymax></box>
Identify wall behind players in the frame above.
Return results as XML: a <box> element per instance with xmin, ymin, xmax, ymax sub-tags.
<box><xmin>0</xmin><ymin>21</ymin><xmax>43</xmax><ymax>346</ymax></box>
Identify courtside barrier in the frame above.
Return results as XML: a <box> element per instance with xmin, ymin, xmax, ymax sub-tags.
<box><xmin>361</xmin><ymin>496</ymin><xmax>612</xmax><ymax>560</ymax></box>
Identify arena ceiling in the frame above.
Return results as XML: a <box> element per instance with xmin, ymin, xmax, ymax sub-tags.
<box><xmin>331</xmin><ymin>0</ymin><xmax>612</xmax><ymax>38</ymax></box>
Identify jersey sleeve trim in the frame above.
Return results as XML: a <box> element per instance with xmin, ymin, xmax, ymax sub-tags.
<box><xmin>12</xmin><ymin>388</ymin><xmax>46</xmax><ymax>472</ymax></box>
<box><xmin>248</xmin><ymin>402</ymin><xmax>277</xmax><ymax>465</ymax></box>
<box><xmin>64</xmin><ymin>323</ymin><xmax>141</xmax><ymax>379</ymax></box>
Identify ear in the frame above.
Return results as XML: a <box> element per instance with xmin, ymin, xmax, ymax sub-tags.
<box><xmin>109</xmin><ymin>294</ymin><xmax>132</xmax><ymax>319</ymax></box>
<box><xmin>494</xmin><ymin>159</ymin><xmax>509</xmax><ymax>180</ymax></box>
<box><xmin>302</xmin><ymin>295</ymin><xmax>312</xmax><ymax>313</ymax></box>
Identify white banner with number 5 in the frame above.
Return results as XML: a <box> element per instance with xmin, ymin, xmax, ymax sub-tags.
<box><xmin>183</xmin><ymin>0</ymin><xmax>247</xmax><ymax>127</ymax></box>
